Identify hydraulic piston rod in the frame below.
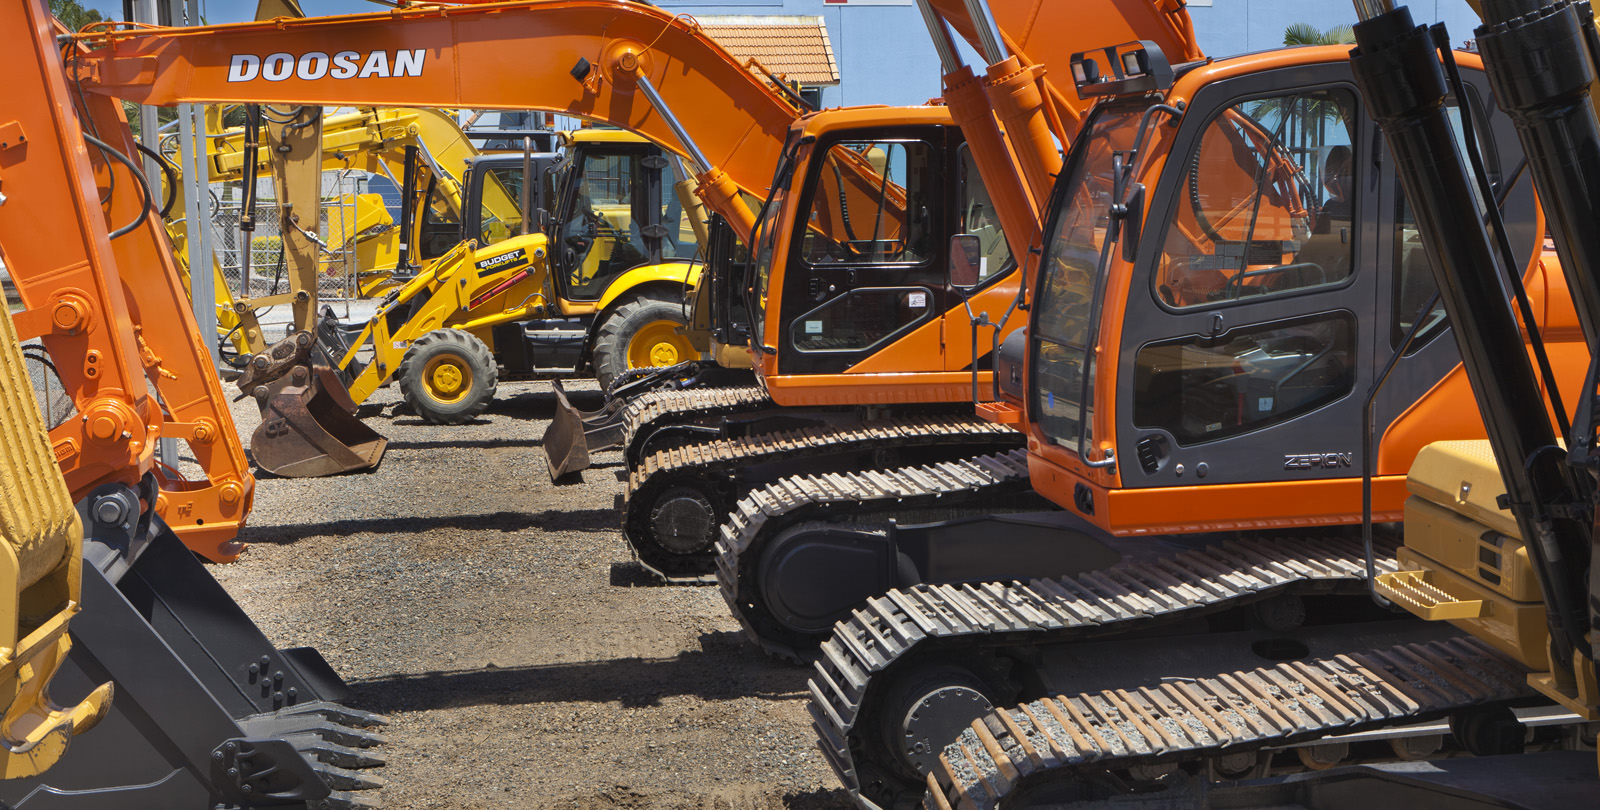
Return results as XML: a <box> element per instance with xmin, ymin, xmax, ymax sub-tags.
<box><xmin>637</xmin><ymin>74</ymin><xmax>712</xmax><ymax>177</ymax></box>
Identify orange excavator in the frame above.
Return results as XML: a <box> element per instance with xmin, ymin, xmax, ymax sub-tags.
<box><xmin>551</xmin><ymin>0</ymin><xmax>1199</xmax><ymax>584</ymax></box>
<box><xmin>1</xmin><ymin>2</ymin><xmax>384</xmax><ymax>805</ymax></box>
<box><xmin>715</xmin><ymin>0</ymin><xmax>1600</xmax><ymax>806</ymax></box>
<box><xmin>711</xmin><ymin>0</ymin><xmax>1205</xmax><ymax>655</ymax></box>
<box><xmin>919</xmin><ymin>0</ymin><xmax>1600</xmax><ymax>807</ymax></box>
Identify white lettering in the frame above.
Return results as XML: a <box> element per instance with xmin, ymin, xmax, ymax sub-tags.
<box><xmin>295</xmin><ymin>51</ymin><xmax>329</xmax><ymax>80</ymax></box>
<box><xmin>228</xmin><ymin>50</ymin><xmax>421</xmax><ymax>82</ymax></box>
<box><xmin>262</xmin><ymin>52</ymin><xmax>294</xmax><ymax>82</ymax></box>
<box><xmin>331</xmin><ymin>50</ymin><xmax>360</xmax><ymax>79</ymax></box>
<box><xmin>393</xmin><ymin>49</ymin><xmax>426</xmax><ymax>78</ymax></box>
<box><xmin>227</xmin><ymin>53</ymin><xmax>259</xmax><ymax>83</ymax></box>
<box><xmin>358</xmin><ymin>50</ymin><xmax>389</xmax><ymax>79</ymax></box>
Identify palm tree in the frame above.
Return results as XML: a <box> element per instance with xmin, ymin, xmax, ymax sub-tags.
<box><xmin>50</xmin><ymin>0</ymin><xmax>103</xmax><ymax>32</ymax></box>
<box><xmin>1283</xmin><ymin>22</ymin><xmax>1355</xmax><ymax>47</ymax></box>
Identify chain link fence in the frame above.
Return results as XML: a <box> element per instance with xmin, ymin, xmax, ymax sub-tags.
<box><xmin>205</xmin><ymin>169</ymin><xmax>374</xmax><ymax>304</ymax></box>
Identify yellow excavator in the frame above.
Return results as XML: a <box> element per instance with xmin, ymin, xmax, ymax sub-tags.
<box><xmin>0</xmin><ymin>283</ymin><xmax>111</xmax><ymax>781</ymax></box>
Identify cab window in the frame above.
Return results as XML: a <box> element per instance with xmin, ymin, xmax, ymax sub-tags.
<box><xmin>956</xmin><ymin>143</ymin><xmax>1011</xmax><ymax>285</ymax></box>
<box><xmin>1133</xmin><ymin>312</ymin><xmax>1357</xmax><ymax>444</ymax></box>
<box><xmin>802</xmin><ymin>141</ymin><xmax>932</xmax><ymax>265</ymax></box>
<box><xmin>477</xmin><ymin>166</ymin><xmax>524</xmax><ymax>245</ymax></box>
<box><xmin>659</xmin><ymin>157</ymin><xmax>701</xmax><ymax>260</ymax></box>
<box><xmin>1157</xmin><ymin>89</ymin><xmax>1358</xmax><ymax>308</ymax></box>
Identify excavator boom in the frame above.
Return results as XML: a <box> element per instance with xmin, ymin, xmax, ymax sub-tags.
<box><xmin>75</xmin><ymin>0</ymin><xmax>803</xmax><ymax>240</ymax></box>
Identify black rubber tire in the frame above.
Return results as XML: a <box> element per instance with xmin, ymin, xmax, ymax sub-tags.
<box><xmin>396</xmin><ymin>328</ymin><xmax>498</xmax><ymax>425</ymax></box>
<box><xmin>590</xmin><ymin>290</ymin><xmax>696</xmax><ymax>391</ymax></box>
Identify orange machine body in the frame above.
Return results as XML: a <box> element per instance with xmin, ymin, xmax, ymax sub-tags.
<box><xmin>1012</xmin><ymin>45</ymin><xmax>1584</xmax><ymax>537</ymax></box>
<box><xmin>5</xmin><ymin>18</ymin><xmax>255</xmax><ymax>561</ymax></box>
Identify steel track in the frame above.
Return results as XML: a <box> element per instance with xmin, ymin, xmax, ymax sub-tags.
<box><xmin>922</xmin><ymin>637</ymin><xmax>1533</xmax><ymax>810</ymax></box>
<box><xmin>619</xmin><ymin>384</ymin><xmax>772</xmax><ymax>462</ymax></box>
<box><xmin>716</xmin><ymin>448</ymin><xmax>1042</xmax><ymax>661</ymax></box>
<box><xmin>807</xmin><ymin>533</ymin><xmax>1405</xmax><ymax>810</ymax></box>
<box><xmin>626</xmin><ymin>416</ymin><xmax>1024</xmax><ymax>582</ymax></box>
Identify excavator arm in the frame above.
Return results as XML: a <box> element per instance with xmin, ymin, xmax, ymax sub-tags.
<box><xmin>12</xmin><ymin>31</ymin><xmax>257</xmax><ymax>563</ymax></box>
<box><xmin>914</xmin><ymin>0</ymin><xmax>1205</xmax><ymax>270</ymax></box>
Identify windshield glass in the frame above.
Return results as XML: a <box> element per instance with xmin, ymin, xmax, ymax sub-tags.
<box><xmin>750</xmin><ymin>141</ymin><xmax>804</xmax><ymax>344</ymax></box>
<box><xmin>1032</xmin><ymin>103</ymin><xmax>1148</xmax><ymax>454</ymax></box>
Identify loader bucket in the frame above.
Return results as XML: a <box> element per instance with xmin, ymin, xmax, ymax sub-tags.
<box><xmin>542</xmin><ymin>380</ymin><xmax>625</xmax><ymax>481</ymax></box>
<box><xmin>251</xmin><ymin>364</ymin><xmax>388</xmax><ymax>477</ymax></box>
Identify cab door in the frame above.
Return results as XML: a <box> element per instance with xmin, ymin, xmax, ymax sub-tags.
<box><xmin>1116</xmin><ymin>67</ymin><xmax>1378</xmax><ymax>488</ymax></box>
<box><xmin>774</xmin><ymin>128</ymin><xmax>946</xmax><ymax>375</ymax></box>
<box><xmin>1115</xmin><ymin>63</ymin><xmax>1540</xmax><ymax>493</ymax></box>
<box><xmin>943</xmin><ymin>140</ymin><xmax>1017</xmax><ymax>371</ymax></box>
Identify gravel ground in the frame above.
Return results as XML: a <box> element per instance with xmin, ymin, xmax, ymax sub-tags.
<box><xmin>211</xmin><ymin>378</ymin><xmax>853</xmax><ymax>810</ymax></box>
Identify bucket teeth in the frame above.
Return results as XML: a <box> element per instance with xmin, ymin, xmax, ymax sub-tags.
<box><xmin>323</xmin><ymin>789</ymin><xmax>383</xmax><ymax>810</ymax></box>
<box><xmin>311</xmin><ymin>760</ymin><xmax>386</xmax><ymax>792</ymax></box>
<box><xmin>240</xmin><ymin>702</ymin><xmax>387</xmax><ymax>800</ymax></box>
<box><xmin>276</xmin><ymin>699</ymin><xmax>390</xmax><ymax>729</ymax></box>
<box><xmin>282</xmin><ymin>733</ymin><xmax>387</xmax><ymax>769</ymax></box>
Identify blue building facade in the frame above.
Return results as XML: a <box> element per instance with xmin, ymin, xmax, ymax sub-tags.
<box><xmin>657</xmin><ymin>0</ymin><xmax>1487</xmax><ymax>109</ymax></box>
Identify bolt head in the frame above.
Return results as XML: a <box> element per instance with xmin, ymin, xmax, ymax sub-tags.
<box><xmin>93</xmin><ymin>498</ymin><xmax>126</xmax><ymax>526</ymax></box>
<box><xmin>87</xmin><ymin>415</ymin><xmax>119</xmax><ymax>441</ymax></box>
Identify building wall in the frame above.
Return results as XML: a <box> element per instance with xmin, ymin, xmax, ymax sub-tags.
<box><xmin>658</xmin><ymin>0</ymin><xmax>1488</xmax><ymax>108</ymax></box>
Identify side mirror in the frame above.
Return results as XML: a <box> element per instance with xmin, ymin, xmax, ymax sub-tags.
<box><xmin>949</xmin><ymin>233</ymin><xmax>984</xmax><ymax>292</ymax></box>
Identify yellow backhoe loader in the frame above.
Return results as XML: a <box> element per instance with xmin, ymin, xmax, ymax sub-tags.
<box><xmin>318</xmin><ymin>127</ymin><xmax>707</xmax><ymax>424</ymax></box>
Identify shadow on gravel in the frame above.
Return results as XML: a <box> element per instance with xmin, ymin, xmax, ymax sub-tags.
<box><xmin>609</xmin><ymin>561</ymin><xmax>683</xmax><ymax>587</ymax></box>
<box><xmin>345</xmin><ymin>641</ymin><xmax>811</xmax><ymax>713</ymax></box>
<box><xmin>383</xmin><ymin>438</ymin><xmax>541</xmax><ymax>450</ymax></box>
<box><xmin>239</xmin><ymin>509</ymin><xmax>617</xmax><ymax>543</ymax></box>
<box><xmin>388</xmin><ymin>416</ymin><xmax>493</xmax><ymax>427</ymax></box>
<box><xmin>478</xmin><ymin>388</ymin><xmax>607</xmax><ymax>422</ymax></box>
<box><xmin>552</xmin><ymin>787</ymin><xmax>851</xmax><ymax>810</ymax></box>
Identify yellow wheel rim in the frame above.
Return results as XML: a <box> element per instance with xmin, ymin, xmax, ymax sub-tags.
<box><xmin>627</xmin><ymin>320</ymin><xmax>693</xmax><ymax>370</ymax></box>
<box><xmin>422</xmin><ymin>355</ymin><xmax>471</xmax><ymax>404</ymax></box>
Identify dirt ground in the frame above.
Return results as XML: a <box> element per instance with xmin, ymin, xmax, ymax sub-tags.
<box><xmin>212</xmin><ymin>379</ymin><xmax>853</xmax><ymax>810</ymax></box>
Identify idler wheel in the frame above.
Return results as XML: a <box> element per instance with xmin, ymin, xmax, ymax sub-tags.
<box><xmin>881</xmin><ymin>664</ymin><xmax>998</xmax><ymax>780</ymax></box>
<box><xmin>648</xmin><ymin>486</ymin><xmax>718</xmax><ymax>555</ymax></box>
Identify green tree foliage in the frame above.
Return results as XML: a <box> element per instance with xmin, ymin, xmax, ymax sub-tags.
<box><xmin>50</xmin><ymin>0</ymin><xmax>104</xmax><ymax>32</ymax></box>
<box><xmin>1283</xmin><ymin>22</ymin><xmax>1356</xmax><ymax>47</ymax></box>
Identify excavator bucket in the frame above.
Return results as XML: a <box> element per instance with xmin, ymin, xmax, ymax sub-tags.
<box><xmin>541</xmin><ymin>362</ymin><xmax>757</xmax><ymax>480</ymax></box>
<box><xmin>0</xmin><ymin>497</ymin><xmax>386</xmax><ymax>809</ymax></box>
<box><xmin>542</xmin><ymin>380</ymin><xmax>623</xmax><ymax>480</ymax></box>
<box><xmin>251</xmin><ymin>365</ymin><xmax>388</xmax><ymax>477</ymax></box>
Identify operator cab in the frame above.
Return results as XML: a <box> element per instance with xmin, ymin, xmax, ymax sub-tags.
<box><xmin>747</xmin><ymin>111</ymin><xmax>1016</xmax><ymax>382</ymax></box>
<box><xmin>451</xmin><ymin>151</ymin><xmax>561</xmax><ymax>259</ymax></box>
<box><xmin>1031</xmin><ymin>41</ymin><xmax>1544</xmax><ymax>533</ymax></box>
<box><xmin>545</xmin><ymin>131</ymin><xmax>702</xmax><ymax>303</ymax></box>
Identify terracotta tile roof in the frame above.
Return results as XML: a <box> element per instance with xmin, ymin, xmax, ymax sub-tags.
<box><xmin>697</xmin><ymin>15</ymin><xmax>840</xmax><ymax>86</ymax></box>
